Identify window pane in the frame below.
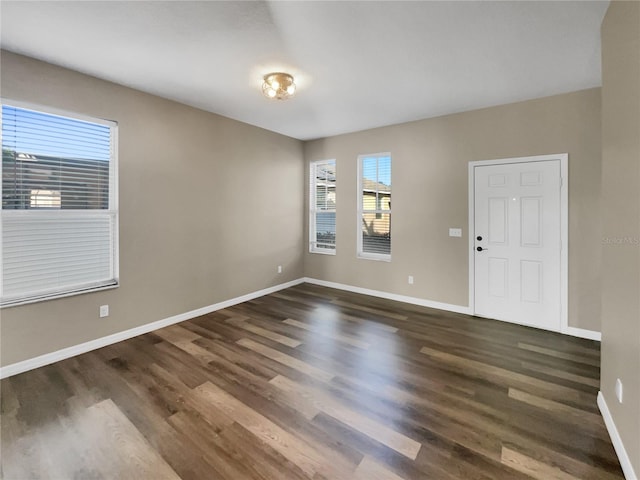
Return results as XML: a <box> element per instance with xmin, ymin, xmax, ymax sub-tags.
<box><xmin>362</xmin><ymin>157</ymin><xmax>376</xmax><ymax>175</ymax></box>
<box><xmin>310</xmin><ymin>159</ymin><xmax>336</xmax><ymax>253</ymax></box>
<box><xmin>359</xmin><ymin>153</ymin><xmax>391</xmax><ymax>258</ymax></box>
<box><xmin>362</xmin><ymin>212</ymin><xmax>390</xmax><ymax>255</ymax></box>
<box><xmin>361</xmin><ymin>155</ymin><xmax>391</xmax><ymax>211</ymax></box>
<box><xmin>327</xmin><ymin>184</ymin><xmax>336</xmax><ymax>210</ymax></box>
<box><xmin>315</xmin><ymin>212</ymin><xmax>336</xmax><ymax>249</ymax></box>
<box><xmin>315</xmin><ymin>162</ymin><xmax>335</xmax><ymax>211</ymax></box>
<box><xmin>378</xmin><ymin>155</ymin><xmax>392</xmax><ymax>193</ymax></box>
<box><xmin>2</xmin><ymin>107</ymin><xmax>111</xmax><ymax>161</ymax></box>
<box><xmin>361</xmin><ymin>157</ymin><xmax>377</xmax><ymax>210</ymax></box>
<box><xmin>2</xmin><ymin>105</ymin><xmax>111</xmax><ymax>210</ymax></box>
<box><xmin>315</xmin><ymin>183</ymin><xmax>327</xmax><ymax>210</ymax></box>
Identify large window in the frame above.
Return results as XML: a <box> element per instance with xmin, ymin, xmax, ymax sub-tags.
<box><xmin>358</xmin><ymin>153</ymin><xmax>391</xmax><ymax>260</ymax></box>
<box><xmin>309</xmin><ymin>159</ymin><xmax>336</xmax><ymax>254</ymax></box>
<box><xmin>1</xmin><ymin>102</ymin><xmax>118</xmax><ymax>307</ymax></box>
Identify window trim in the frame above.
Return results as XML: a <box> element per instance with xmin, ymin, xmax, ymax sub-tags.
<box><xmin>1</xmin><ymin>99</ymin><xmax>119</xmax><ymax>308</ymax></box>
<box><xmin>309</xmin><ymin>159</ymin><xmax>336</xmax><ymax>255</ymax></box>
<box><xmin>357</xmin><ymin>152</ymin><xmax>391</xmax><ymax>262</ymax></box>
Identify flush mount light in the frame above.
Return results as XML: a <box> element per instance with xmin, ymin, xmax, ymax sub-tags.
<box><xmin>262</xmin><ymin>72</ymin><xmax>296</xmax><ymax>100</ymax></box>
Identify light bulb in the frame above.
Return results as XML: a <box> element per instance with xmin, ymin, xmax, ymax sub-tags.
<box><xmin>262</xmin><ymin>72</ymin><xmax>296</xmax><ymax>99</ymax></box>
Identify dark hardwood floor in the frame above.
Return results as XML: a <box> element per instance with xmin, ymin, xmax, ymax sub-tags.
<box><xmin>0</xmin><ymin>283</ymin><xmax>624</xmax><ymax>479</ymax></box>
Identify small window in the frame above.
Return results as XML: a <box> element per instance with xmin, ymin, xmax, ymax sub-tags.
<box><xmin>358</xmin><ymin>153</ymin><xmax>391</xmax><ymax>260</ymax></box>
<box><xmin>1</xmin><ymin>102</ymin><xmax>119</xmax><ymax>307</ymax></box>
<box><xmin>309</xmin><ymin>159</ymin><xmax>336</xmax><ymax>254</ymax></box>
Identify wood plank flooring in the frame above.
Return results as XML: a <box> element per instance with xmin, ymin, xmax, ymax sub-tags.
<box><xmin>0</xmin><ymin>283</ymin><xmax>624</xmax><ymax>479</ymax></box>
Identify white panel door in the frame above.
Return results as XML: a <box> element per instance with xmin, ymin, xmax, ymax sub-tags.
<box><xmin>473</xmin><ymin>160</ymin><xmax>561</xmax><ymax>331</ymax></box>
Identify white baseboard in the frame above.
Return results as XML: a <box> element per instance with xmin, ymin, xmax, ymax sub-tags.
<box><xmin>1</xmin><ymin>276</ymin><xmax>602</xmax><ymax>379</ymax></box>
<box><xmin>302</xmin><ymin>277</ymin><xmax>472</xmax><ymax>315</ymax></box>
<box><xmin>0</xmin><ymin>278</ymin><xmax>305</xmax><ymax>380</ymax></box>
<box><xmin>562</xmin><ymin>325</ymin><xmax>602</xmax><ymax>341</ymax></box>
<box><xmin>303</xmin><ymin>277</ymin><xmax>602</xmax><ymax>341</ymax></box>
<box><xmin>598</xmin><ymin>391</ymin><xmax>638</xmax><ymax>480</ymax></box>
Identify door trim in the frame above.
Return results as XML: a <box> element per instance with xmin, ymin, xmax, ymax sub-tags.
<box><xmin>468</xmin><ymin>153</ymin><xmax>568</xmax><ymax>334</ymax></box>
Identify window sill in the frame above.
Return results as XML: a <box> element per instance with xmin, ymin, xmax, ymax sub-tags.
<box><xmin>1</xmin><ymin>283</ymin><xmax>119</xmax><ymax>309</ymax></box>
<box><xmin>309</xmin><ymin>248</ymin><xmax>336</xmax><ymax>256</ymax></box>
<box><xmin>357</xmin><ymin>253</ymin><xmax>391</xmax><ymax>262</ymax></box>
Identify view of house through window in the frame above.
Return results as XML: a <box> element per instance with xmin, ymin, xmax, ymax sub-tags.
<box><xmin>358</xmin><ymin>153</ymin><xmax>391</xmax><ymax>259</ymax></box>
<box><xmin>1</xmin><ymin>103</ymin><xmax>118</xmax><ymax>306</ymax></box>
<box><xmin>309</xmin><ymin>159</ymin><xmax>336</xmax><ymax>253</ymax></box>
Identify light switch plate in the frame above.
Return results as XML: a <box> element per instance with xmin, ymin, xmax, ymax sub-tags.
<box><xmin>449</xmin><ymin>228</ymin><xmax>462</xmax><ymax>237</ymax></box>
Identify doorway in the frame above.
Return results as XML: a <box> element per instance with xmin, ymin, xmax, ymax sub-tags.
<box><xmin>468</xmin><ymin>154</ymin><xmax>568</xmax><ymax>332</ymax></box>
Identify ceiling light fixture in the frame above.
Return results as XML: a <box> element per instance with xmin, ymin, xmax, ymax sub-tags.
<box><xmin>262</xmin><ymin>72</ymin><xmax>296</xmax><ymax>100</ymax></box>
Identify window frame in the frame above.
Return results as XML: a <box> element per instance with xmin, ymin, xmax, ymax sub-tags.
<box><xmin>1</xmin><ymin>99</ymin><xmax>119</xmax><ymax>307</ymax></box>
<box><xmin>357</xmin><ymin>152</ymin><xmax>391</xmax><ymax>261</ymax></box>
<box><xmin>309</xmin><ymin>159</ymin><xmax>336</xmax><ymax>255</ymax></box>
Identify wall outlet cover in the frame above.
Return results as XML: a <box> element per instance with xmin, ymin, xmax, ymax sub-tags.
<box><xmin>615</xmin><ymin>378</ymin><xmax>623</xmax><ymax>403</ymax></box>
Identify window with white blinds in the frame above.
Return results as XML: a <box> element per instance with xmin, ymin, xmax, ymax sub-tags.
<box><xmin>1</xmin><ymin>102</ymin><xmax>118</xmax><ymax>307</ymax></box>
<box><xmin>309</xmin><ymin>159</ymin><xmax>336</xmax><ymax>254</ymax></box>
<box><xmin>358</xmin><ymin>153</ymin><xmax>391</xmax><ymax>260</ymax></box>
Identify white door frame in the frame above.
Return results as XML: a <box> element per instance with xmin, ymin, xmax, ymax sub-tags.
<box><xmin>468</xmin><ymin>153</ymin><xmax>568</xmax><ymax>334</ymax></box>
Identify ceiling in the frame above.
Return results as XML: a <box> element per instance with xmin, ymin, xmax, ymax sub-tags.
<box><xmin>0</xmin><ymin>1</ymin><xmax>609</xmax><ymax>141</ymax></box>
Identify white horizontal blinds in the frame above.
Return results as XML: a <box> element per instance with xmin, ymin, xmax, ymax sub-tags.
<box><xmin>360</xmin><ymin>154</ymin><xmax>391</xmax><ymax>256</ymax></box>
<box><xmin>2</xmin><ymin>106</ymin><xmax>111</xmax><ymax>210</ymax></box>
<box><xmin>310</xmin><ymin>160</ymin><xmax>336</xmax><ymax>252</ymax></box>
<box><xmin>1</xmin><ymin>104</ymin><xmax>117</xmax><ymax>306</ymax></box>
<box><xmin>2</xmin><ymin>213</ymin><xmax>115</xmax><ymax>300</ymax></box>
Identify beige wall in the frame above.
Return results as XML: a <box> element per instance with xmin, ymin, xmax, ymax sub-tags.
<box><xmin>0</xmin><ymin>52</ymin><xmax>606</xmax><ymax>368</ymax></box>
<box><xmin>600</xmin><ymin>1</ymin><xmax>640</xmax><ymax>475</ymax></box>
<box><xmin>0</xmin><ymin>51</ymin><xmax>304</xmax><ymax>366</ymax></box>
<box><xmin>304</xmin><ymin>88</ymin><xmax>602</xmax><ymax>332</ymax></box>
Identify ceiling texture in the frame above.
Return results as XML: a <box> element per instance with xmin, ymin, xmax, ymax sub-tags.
<box><xmin>1</xmin><ymin>1</ymin><xmax>609</xmax><ymax>140</ymax></box>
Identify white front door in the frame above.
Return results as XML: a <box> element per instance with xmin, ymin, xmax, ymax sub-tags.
<box><xmin>473</xmin><ymin>159</ymin><xmax>561</xmax><ymax>331</ymax></box>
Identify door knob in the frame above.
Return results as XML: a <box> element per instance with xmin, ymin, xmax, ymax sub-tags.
<box><xmin>477</xmin><ymin>246</ymin><xmax>486</xmax><ymax>252</ymax></box>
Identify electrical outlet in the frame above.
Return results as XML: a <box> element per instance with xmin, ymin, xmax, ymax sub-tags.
<box><xmin>615</xmin><ymin>378</ymin><xmax>623</xmax><ymax>403</ymax></box>
<box><xmin>449</xmin><ymin>228</ymin><xmax>462</xmax><ymax>237</ymax></box>
<box><xmin>277</xmin><ymin>265</ymin><xmax>282</xmax><ymax>274</ymax></box>
<box><xmin>99</xmin><ymin>305</ymin><xmax>109</xmax><ymax>318</ymax></box>
<box><xmin>408</xmin><ymin>275</ymin><xmax>414</xmax><ymax>285</ymax></box>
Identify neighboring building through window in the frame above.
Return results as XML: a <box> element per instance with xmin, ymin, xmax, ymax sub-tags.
<box><xmin>358</xmin><ymin>153</ymin><xmax>391</xmax><ymax>260</ymax></box>
<box><xmin>309</xmin><ymin>159</ymin><xmax>336</xmax><ymax>254</ymax></box>
<box><xmin>1</xmin><ymin>102</ymin><xmax>118</xmax><ymax>306</ymax></box>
